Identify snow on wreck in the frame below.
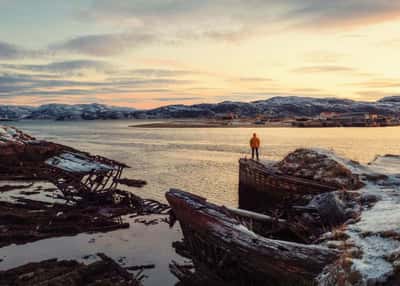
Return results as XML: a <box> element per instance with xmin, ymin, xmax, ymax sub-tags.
<box><xmin>0</xmin><ymin>125</ymin><xmax>127</xmax><ymax>197</ymax></box>
<box><xmin>0</xmin><ymin>126</ymin><xmax>168</xmax><ymax>248</ymax></box>
<box><xmin>167</xmin><ymin>148</ymin><xmax>400</xmax><ymax>286</ymax></box>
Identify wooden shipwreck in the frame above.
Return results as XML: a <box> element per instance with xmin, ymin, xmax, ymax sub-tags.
<box><xmin>167</xmin><ymin>189</ymin><xmax>341</xmax><ymax>286</ymax></box>
<box><xmin>167</xmin><ymin>149</ymin><xmax>364</xmax><ymax>285</ymax></box>
<box><xmin>0</xmin><ymin>126</ymin><xmax>127</xmax><ymax>198</ymax></box>
<box><xmin>0</xmin><ymin>126</ymin><xmax>170</xmax><ymax>247</ymax></box>
<box><xmin>239</xmin><ymin>149</ymin><xmax>362</xmax><ymax>212</ymax></box>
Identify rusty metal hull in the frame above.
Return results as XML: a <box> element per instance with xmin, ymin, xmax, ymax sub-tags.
<box><xmin>166</xmin><ymin>189</ymin><xmax>339</xmax><ymax>286</ymax></box>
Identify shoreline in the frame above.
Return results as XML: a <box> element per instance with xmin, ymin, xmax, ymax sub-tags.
<box><xmin>129</xmin><ymin>120</ymin><xmax>400</xmax><ymax>129</ymax></box>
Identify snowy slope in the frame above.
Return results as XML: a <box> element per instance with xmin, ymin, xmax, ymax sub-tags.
<box><xmin>0</xmin><ymin>106</ymin><xmax>34</xmax><ymax>120</ymax></box>
<box><xmin>0</xmin><ymin>103</ymin><xmax>136</xmax><ymax>120</ymax></box>
<box><xmin>141</xmin><ymin>96</ymin><xmax>400</xmax><ymax>119</ymax></box>
<box><xmin>2</xmin><ymin>96</ymin><xmax>400</xmax><ymax>120</ymax></box>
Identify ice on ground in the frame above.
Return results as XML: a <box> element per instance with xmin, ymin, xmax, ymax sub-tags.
<box><xmin>368</xmin><ymin>155</ymin><xmax>400</xmax><ymax>176</ymax></box>
<box><xmin>349</xmin><ymin>234</ymin><xmax>399</xmax><ymax>284</ymax></box>
<box><xmin>352</xmin><ymin>198</ymin><xmax>400</xmax><ymax>234</ymax></box>
<box><xmin>0</xmin><ymin>181</ymin><xmax>68</xmax><ymax>205</ymax></box>
<box><xmin>0</xmin><ymin>125</ymin><xmax>34</xmax><ymax>144</ymax></box>
<box><xmin>46</xmin><ymin>152</ymin><xmax>114</xmax><ymax>173</ymax></box>
<box><xmin>342</xmin><ymin>154</ymin><xmax>400</xmax><ymax>284</ymax></box>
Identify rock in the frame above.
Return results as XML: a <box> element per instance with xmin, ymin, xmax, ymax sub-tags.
<box><xmin>347</xmin><ymin>247</ymin><xmax>363</xmax><ymax>259</ymax></box>
<box><xmin>275</xmin><ymin>149</ymin><xmax>363</xmax><ymax>190</ymax></box>
<box><xmin>305</xmin><ymin>192</ymin><xmax>347</xmax><ymax>226</ymax></box>
<box><xmin>393</xmin><ymin>260</ymin><xmax>400</xmax><ymax>273</ymax></box>
<box><xmin>361</xmin><ymin>193</ymin><xmax>382</xmax><ymax>204</ymax></box>
<box><xmin>387</xmin><ymin>248</ymin><xmax>400</xmax><ymax>262</ymax></box>
<box><xmin>332</xmin><ymin>230</ymin><xmax>349</xmax><ymax>240</ymax></box>
<box><xmin>326</xmin><ymin>240</ymin><xmax>345</xmax><ymax>249</ymax></box>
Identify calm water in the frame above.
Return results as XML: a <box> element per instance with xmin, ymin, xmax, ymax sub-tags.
<box><xmin>11</xmin><ymin>120</ymin><xmax>400</xmax><ymax>207</ymax></box>
<box><xmin>2</xmin><ymin>120</ymin><xmax>400</xmax><ymax>285</ymax></box>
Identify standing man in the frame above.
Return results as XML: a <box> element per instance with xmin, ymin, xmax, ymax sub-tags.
<box><xmin>250</xmin><ymin>133</ymin><xmax>260</xmax><ymax>160</ymax></box>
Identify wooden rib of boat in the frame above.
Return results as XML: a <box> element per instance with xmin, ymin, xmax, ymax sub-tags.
<box><xmin>0</xmin><ymin>126</ymin><xmax>128</xmax><ymax>197</ymax></box>
<box><xmin>166</xmin><ymin>189</ymin><xmax>340</xmax><ymax>286</ymax></box>
<box><xmin>239</xmin><ymin>158</ymin><xmax>337</xmax><ymax>211</ymax></box>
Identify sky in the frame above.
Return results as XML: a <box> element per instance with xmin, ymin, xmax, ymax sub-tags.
<box><xmin>1</xmin><ymin>0</ymin><xmax>400</xmax><ymax>109</ymax></box>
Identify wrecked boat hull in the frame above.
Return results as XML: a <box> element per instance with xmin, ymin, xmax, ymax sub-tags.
<box><xmin>0</xmin><ymin>126</ymin><xmax>128</xmax><ymax>197</ymax></box>
<box><xmin>166</xmin><ymin>189</ymin><xmax>339</xmax><ymax>286</ymax></box>
<box><xmin>239</xmin><ymin>158</ymin><xmax>337</xmax><ymax>211</ymax></box>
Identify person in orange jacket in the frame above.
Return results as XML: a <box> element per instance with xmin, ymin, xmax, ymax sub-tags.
<box><xmin>250</xmin><ymin>133</ymin><xmax>260</xmax><ymax>160</ymax></box>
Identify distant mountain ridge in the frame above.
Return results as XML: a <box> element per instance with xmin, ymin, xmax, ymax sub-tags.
<box><xmin>0</xmin><ymin>103</ymin><xmax>137</xmax><ymax>121</ymax></box>
<box><xmin>135</xmin><ymin>96</ymin><xmax>400</xmax><ymax>119</ymax></box>
<box><xmin>1</xmin><ymin>96</ymin><xmax>400</xmax><ymax>120</ymax></box>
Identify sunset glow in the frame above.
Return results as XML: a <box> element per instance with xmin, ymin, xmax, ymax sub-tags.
<box><xmin>1</xmin><ymin>0</ymin><xmax>400</xmax><ymax>108</ymax></box>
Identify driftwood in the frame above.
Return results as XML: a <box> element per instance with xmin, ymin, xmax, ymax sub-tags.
<box><xmin>0</xmin><ymin>126</ymin><xmax>171</xmax><ymax>247</ymax></box>
<box><xmin>0</xmin><ymin>253</ymin><xmax>142</xmax><ymax>286</ymax></box>
<box><xmin>166</xmin><ymin>189</ymin><xmax>340</xmax><ymax>286</ymax></box>
<box><xmin>0</xmin><ymin>185</ymin><xmax>170</xmax><ymax>248</ymax></box>
<box><xmin>116</xmin><ymin>178</ymin><xmax>147</xmax><ymax>188</ymax></box>
<box><xmin>125</xmin><ymin>264</ymin><xmax>155</xmax><ymax>271</ymax></box>
<box><xmin>225</xmin><ymin>206</ymin><xmax>287</xmax><ymax>224</ymax></box>
<box><xmin>170</xmin><ymin>261</ymin><xmax>227</xmax><ymax>286</ymax></box>
<box><xmin>0</xmin><ymin>199</ymin><xmax>128</xmax><ymax>248</ymax></box>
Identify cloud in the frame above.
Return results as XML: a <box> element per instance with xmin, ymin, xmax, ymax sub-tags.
<box><xmin>85</xmin><ymin>0</ymin><xmax>400</xmax><ymax>33</ymax></box>
<box><xmin>286</xmin><ymin>1</ymin><xmax>400</xmax><ymax>29</ymax></box>
<box><xmin>49</xmin><ymin>32</ymin><xmax>156</xmax><ymax>56</ymax></box>
<box><xmin>131</xmin><ymin>68</ymin><xmax>194</xmax><ymax>77</ymax></box>
<box><xmin>348</xmin><ymin>79</ymin><xmax>400</xmax><ymax>88</ymax></box>
<box><xmin>0</xmin><ymin>70</ymin><xmax>193</xmax><ymax>98</ymax></box>
<box><xmin>290</xmin><ymin>88</ymin><xmax>325</xmax><ymax>93</ymax></box>
<box><xmin>0</xmin><ymin>41</ymin><xmax>30</xmax><ymax>59</ymax></box>
<box><xmin>2</xmin><ymin>1</ymin><xmax>396</xmax><ymax>60</ymax></box>
<box><xmin>356</xmin><ymin>90</ymin><xmax>398</xmax><ymax>100</ymax></box>
<box><xmin>154</xmin><ymin>97</ymin><xmax>202</xmax><ymax>102</ymax></box>
<box><xmin>293</xmin><ymin>65</ymin><xmax>357</xmax><ymax>73</ymax></box>
<box><xmin>2</xmin><ymin>60</ymin><xmax>113</xmax><ymax>75</ymax></box>
<box><xmin>234</xmin><ymin>77</ymin><xmax>273</xmax><ymax>83</ymax></box>
<box><xmin>303</xmin><ymin>51</ymin><xmax>346</xmax><ymax>64</ymax></box>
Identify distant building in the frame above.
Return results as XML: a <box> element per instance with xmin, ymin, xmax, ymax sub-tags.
<box><xmin>215</xmin><ymin>112</ymin><xmax>238</xmax><ymax>120</ymax></box>
<box><xmin>293</xmin><ymin>112</ymin><xmax>391</xmax><ymax>127</ymax></box>
<box><xmin>319</xmin><ymin>112</ymin><xmax>337</xmax><ymax>120</ymax></box>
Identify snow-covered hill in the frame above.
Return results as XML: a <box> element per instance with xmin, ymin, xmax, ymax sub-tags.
<box><xmin>0</xmin><ymin>103</ymin><xmax>136</xmax><ymax>120</ymax></box>
<box><xmin>135</xmin><ymin>96</ymin><xmax>400</xmax><ymax>119</ymax></box>
<box><xmin>0</xmin><ymin>106</ymin><xmax>35</xmax><ymax>120</ymax></box>
<box><xmin>2</xmin><ymin>96</ymin><xmax>400</xmax><ymax>120</ymax></box>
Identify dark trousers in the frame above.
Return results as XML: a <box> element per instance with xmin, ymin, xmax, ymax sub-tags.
<box><xmin>251</xmin><ymin>148</ymin><xmax>259</xmax><ymax>160</ymax></box>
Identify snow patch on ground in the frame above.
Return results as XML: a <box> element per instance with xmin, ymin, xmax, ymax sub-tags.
<box><xmin>0</xmin><ymin>181</ymin><xmax>69</xmax><ymax>205</ymax></box>
<box><xmin>349</xmin><ymin>234</ymin><xmax>399</xmax><ymax>284</ymax></box>
<box><xmin>0</xmin><ymin>126</ymin><xmax>33</xmax><ymax>144</ymax></box>
<box><xmin>46</xmin><ymin>152</ymin><xmax>114</xmax><ymax>173</ymax></box>
<box><xmin>344</xmin><ymin>155</ymin><xmax>400</xmax><ymax>284</ymax></box>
